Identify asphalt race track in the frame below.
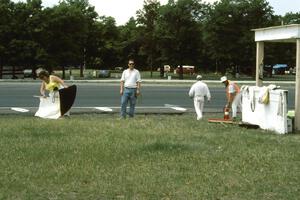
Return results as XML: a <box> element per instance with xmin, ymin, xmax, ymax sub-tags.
<box><xmin>0</xmin><ymin>82</ymin><xmax>296</xmax><ymax>114</ymax></box>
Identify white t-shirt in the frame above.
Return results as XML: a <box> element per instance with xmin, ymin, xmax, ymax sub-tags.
<box><xmin>121</xmin><ymin>68</ymin><xmax>141</xmax><ymax>88</ymax></box>
<box><xmin>188</xmin><ymin>81</ymin><xmax>211</xmax><ymax>100</ymax></box>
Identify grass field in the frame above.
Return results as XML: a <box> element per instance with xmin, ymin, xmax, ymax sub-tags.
<box><xmin>0</xmin><ymin>114</ymin><xmax>299</xmax><ymax>199</ymax></box>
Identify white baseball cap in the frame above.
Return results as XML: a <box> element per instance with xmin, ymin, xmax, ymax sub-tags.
<box><xmin>220</xmin><ymin>76</ymin><xmax>227</xmax><ymax>82</ymax></box>
<box><xmin>196</xmin><ymin>75</ymin><xmax>202</xmax><ymax>80</ymax></box>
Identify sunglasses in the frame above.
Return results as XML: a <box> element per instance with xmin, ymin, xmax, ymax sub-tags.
<box><xmin>129</xmin><ymin>63</ymin><xmax>135</xmax><ymax>65</ymax></box>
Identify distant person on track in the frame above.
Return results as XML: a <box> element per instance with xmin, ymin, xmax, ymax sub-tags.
<box><xmin>189</xmin><ymin>75</ymin><xmax>211</xmax><ymax>120</ymax></box>
<box><xmin>120</xmin><ymin>59</ymin><xmax>142</xmax><ymax>118</ymax></box>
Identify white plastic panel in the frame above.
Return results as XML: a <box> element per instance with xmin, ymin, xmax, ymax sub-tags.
<box><xmin>242</xmin><ymin>86</ymin><xmax>288</xmax><ymax>134</ymax></box>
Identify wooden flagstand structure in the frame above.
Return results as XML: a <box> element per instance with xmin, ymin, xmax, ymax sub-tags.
<box><xmin>253</xmin><ymin>24</ymin><xmax>300</xmax><ymax>131</ymax></box>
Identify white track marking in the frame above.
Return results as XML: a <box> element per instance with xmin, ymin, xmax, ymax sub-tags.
<box><xmin>10</xmin><ymin>107</ymin><xmax>30</xmax><ymax>113</ymax></box>
<box><xmin>164</xmin><ymin>104</ymin><xmax>187</xmax><ymax>112</ymax></box>
<box><xmin>0</xmin><ymin>106</ymin><xmax>191</xmax><ymax>112</ymax></box>
<box><xmin>170</xmin><ymin>107</ymin><xmax>187</xmax><ymax>111</ymax></box>
<box><xmin>94</xmin><ymin>107</ymin><xmax>113</xmax><ymax>112</ymax></box>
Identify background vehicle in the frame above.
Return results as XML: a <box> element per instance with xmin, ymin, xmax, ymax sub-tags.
<box><xmin>157</xmin><ymin>65</ymin><xmax>171</xmax><ymax>72</ymax></box>
<box><xmin>23</xmin><ymin>69</ymin><xmax>33</xmax><ymax>78</ymax></box>
<box><xmin>272</xmin><ymin>64</ymin><xmax>288</xmax><ymax>75</ymax></box>
<box><xmin>175</xmin><ymin>65</ymin><xmax>195</xmax><ymax>74</ymax></box>
<box><xmin>98</xmin><ymin>70</ymin><xmax>111</xmax><ymax>78</ymax></box>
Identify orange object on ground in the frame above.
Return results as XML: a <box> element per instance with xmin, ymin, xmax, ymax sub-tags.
<box><xmin>224</xmin><ymin>107</ymin><xmax>230</xmax><ymax>120</ymax></box>
<box><xmin>208</xmin><ymin>118</ymin><xmax>234</xmax><ymax>124</ymax></box>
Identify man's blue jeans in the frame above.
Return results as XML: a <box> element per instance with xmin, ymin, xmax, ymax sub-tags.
<box><xmin>121</xmin><ymin>88</ymin><xmax>137</xmax><ymax>118</ymax></box>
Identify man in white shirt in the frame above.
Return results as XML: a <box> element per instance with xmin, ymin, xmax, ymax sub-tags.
<box><xmin>120</xmin><ymin>59</ymin><xmax>142</xmax><ymax>118</ymax></box>
<box><xmin>189</xmin><ymin>75</ymin><xmax>211</xmax><ymax>120</ymax></box>
<box><xmin>220</xmin><ymin>76</ymin><xmax>242</xmax><ymax>119</ymax></box>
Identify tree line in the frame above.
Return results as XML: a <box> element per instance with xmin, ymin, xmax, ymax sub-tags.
<box><xmin>0</xmin><ymin>0</ymin><xmax>300</xmax><ymax>78</ymax></box>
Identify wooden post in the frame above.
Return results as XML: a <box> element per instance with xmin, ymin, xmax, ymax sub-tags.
<box><xmin>295</xmin><ymin>39</ymin><xmax>300</xmax><ymax>131</ymax></box>
<box><xmin>256</xmin><ymin>41</ymin><xmax>264</xmax><ymax>86</ymax></box>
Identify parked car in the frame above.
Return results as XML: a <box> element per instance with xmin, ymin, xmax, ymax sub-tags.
<box><xmin>98</xmin><ymin>70</ymin><xmax>111</xmax><ymax>78</ymax></box>
<box><xmin>23</xmin><ymin>69</ymin><xmax>33</xmax><ymax>78</ymax></box>
<box><xmin>175</xmin><ymin>65</ymin><xmax>195</xmax><ymax>74</ymax></box>
<box><xmin>157</xmin><ymin>65</ymin><xmax>172</xmax><ymax>72</ymax></box>
<box><xmin>273</xmin><ymin>64</ymin><xmax>288</xmax><ymax>75</ymax></box>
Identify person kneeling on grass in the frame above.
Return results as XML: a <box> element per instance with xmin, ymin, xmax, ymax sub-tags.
<box><xmin>35</xmin><ymin>68</ymin><xmax>76</xmax><ymax>119</ymax></box>
<box><xmin>189</xmin><ymin>75</ymin><xmax>211</xmax><ymax>120</ymax></box>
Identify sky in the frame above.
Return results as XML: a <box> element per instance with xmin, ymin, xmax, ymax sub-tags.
<box><xmin>12</xmin><ymin>0</ymin><xmax>300</xmax><ymax>25</ymax></box>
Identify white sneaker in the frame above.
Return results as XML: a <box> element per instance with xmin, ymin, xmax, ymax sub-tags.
<box><xmin>197</xmin><ymin>117</ymin><xmax>202</xmax><ymax>120</ymax></box>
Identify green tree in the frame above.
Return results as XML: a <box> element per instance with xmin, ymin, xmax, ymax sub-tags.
<box><xmin>44</xmin><ymin>0</ymin><xmax>97</xmax><ymax>78</ymax></box>
<box><xmin>5</xmin><ymin>0</ymin><xmax>44</xmax><ymax>78</ymax></box>
<box><xmin>137</xmin><ymin>0</ymin><xmax>161</xmax><ymax>77</ymax></box>
<box><xmin>0</xmin><ymin>0</ymin><xmax>14</xmax><ymax>75</ymax></box>
<box><xmin>118</xmin><ymin>17</ymin><xmax>145</xmax><ymax>69</ymax></box>
<box><xmin>97</xmin><ymin>16</ymin><xmax>120</xmax><ymax>69</ymax></box>
<box><xmin>282</xmin><ymin>12</ymin><xmax>300</xmax><ymax>24</ymax></box>
<box><xmin>63</xmin><ymin>0</ymin><xmax>98</xmax><ymax>76</ymax></box>
<box><xmin>156</xmin><ymin>0</ymin><xmax>206</xmax><ymax>79</ymax></box>
<box><xmin>203</xmin><ymin>0</ymin><xmax>275</xmax><ymax>75</ymax></box>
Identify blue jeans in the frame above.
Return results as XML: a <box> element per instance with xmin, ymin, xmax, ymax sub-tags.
<box><xmin>121</xmin><ymin>88</ymin><xmax>137</xmax><ymax>118</ymax></box>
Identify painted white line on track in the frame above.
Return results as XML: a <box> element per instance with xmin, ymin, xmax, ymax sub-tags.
<box><xmin>94</xmin><ymin>107</ymin><xmax>113</xmax><ymax>112</ymax></box>
<box><xmin>10</xmin><ymin>107</ymin><xmax>30</xmax><ymax>113</ymax></box>
<box><xmin>170</xmin><ymin>107</ymin><xmax>187</xmax><ymax>111</ymax></box>
<box><xmin>164</xmin><ymin>104</ymin><xmax>187</xmax><ymax>112</ymax></box>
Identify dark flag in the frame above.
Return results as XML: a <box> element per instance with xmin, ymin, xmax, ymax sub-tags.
<box><xmin>59</xmin><ymin>85</ymin><xmax>77</xmax><ymax>116</ymax></box>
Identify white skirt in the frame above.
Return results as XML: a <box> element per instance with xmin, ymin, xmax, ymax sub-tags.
<box><xmin>35</xmin><ymin>91</ymin><xmax>61</xmax><ymax>119</ymax></box>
